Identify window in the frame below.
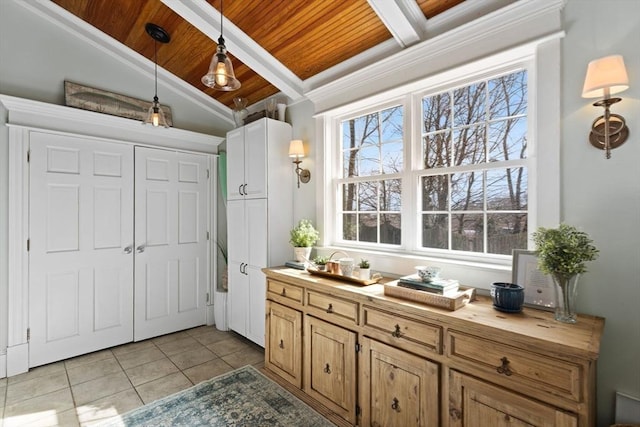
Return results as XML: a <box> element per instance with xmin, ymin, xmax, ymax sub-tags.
<box><xmin>333</xmin><ymin>69</ymin><xmax>530</xmax><ymax>259</ymax></box>
<box><xmin>420</xmin><ymin>70</ymin><xmax>528</xmax><ymax>255</ymax></box>
<box><xmin>339</xmin><ymin>105</ymin><xmax>403</xmax><ymax>245</ymax></box>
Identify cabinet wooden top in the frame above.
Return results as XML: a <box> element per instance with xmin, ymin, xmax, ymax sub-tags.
<box><xmin>263</xmin><ymin>267</ymin><xmax>605</xmax><ymax>360</ymax></box>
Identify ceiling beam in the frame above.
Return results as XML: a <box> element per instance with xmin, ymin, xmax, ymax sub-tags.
<box><xmin>161</xmin><ymin>0</ymin><xmax>304</xmax><ymax>102</ymax></box>
<box><xmin>367</xmin><ymin>0</ymin><xmax>426</xmax><ymax>48</ymax></box>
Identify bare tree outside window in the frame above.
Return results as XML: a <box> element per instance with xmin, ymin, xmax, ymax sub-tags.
<box><xmin>421</xmin><ymin>70</ymin><xmax>528</xmax><ymax>255</ymax></box>
<box><xmin>340</xmin><ymin>106</ymin><xmax>403</xmax><ymax>245</ymax></box>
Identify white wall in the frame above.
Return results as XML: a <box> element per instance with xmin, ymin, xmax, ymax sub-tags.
<box><xmin>561</xmin><ymin>1</ymin><xmax>640</xmax><ymax>424</ymax></box>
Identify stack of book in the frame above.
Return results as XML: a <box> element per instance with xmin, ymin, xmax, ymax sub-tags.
<box><xmin>285</xmin><ymin>260</ymin><xmax>307</xmax><ymax>270</ymax></box>
<box><xmin>398</xmin><ymin>275</ymin><xmax>460</xmax><ymax>295</ymax></box>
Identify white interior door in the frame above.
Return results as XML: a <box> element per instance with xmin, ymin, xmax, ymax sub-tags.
<box><xmin>29</xmin><ymin>132</ymin><xmax>134</xmax><ymax>367</ymax></box>
<box><xmin>134</xmin><ymin>147</ymin><xmax>209</xmax><ymax>341</ymax></box>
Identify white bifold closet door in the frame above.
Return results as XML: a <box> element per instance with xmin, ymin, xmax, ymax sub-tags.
<box><xmin>29</xmin><ymin>136</ymin><xmax>210</xmax><ymax>367</ymax></box>
<box><xmin>29</xmin><ymin>133</ymin><xmax>135</xmax><ymax>367</ymax></box>
<box><xmin>133</xmin><ymin>147</ymin><xmax>209</xmax><ymax>341</ymax></box>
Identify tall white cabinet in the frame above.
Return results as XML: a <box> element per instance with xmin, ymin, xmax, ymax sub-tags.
<box><xmin>226</xmin><ymin>118</ymin><xmax>292</xmax><ymax>346</ymax></box>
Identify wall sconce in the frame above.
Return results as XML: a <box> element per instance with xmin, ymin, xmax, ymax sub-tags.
<box><xmin>289</xmin><ymin>139</ymin><xmax>311</xmax><ymax>188</ymax></box>
<box><xmin>582</xmin><ymin>55</ymin><xmax>630</xmax><ymax>159</ymax></box>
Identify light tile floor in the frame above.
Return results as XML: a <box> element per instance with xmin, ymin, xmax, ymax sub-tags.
<box><xmin>0</xmin><ymin>326</ymin><xmax>264</xmax><ymax>427</ymax></box>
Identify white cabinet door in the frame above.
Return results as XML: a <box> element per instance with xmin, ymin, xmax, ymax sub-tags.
<box><xmin>246</xmin><ymin>265</ymin><xmax>266</xmax><ymax>346</ymax></box>
<box><xmin>246</xmin><ymin>198</ymin><xmax>268</xmax><ymax>268</ymax></box>
<box><xmin>244</xmin><ymin>121</ymin><xmax>267</xmax><ymax>199</ymax></box>
<box><xmin>226</xmin><ymin>128</ymin><xmax>245</xmax><ymax>201</ymax></box>
<box><xmin>134</xmin><ymin>147</ymin><xmax>209</xmax><ymax>341</ymax></box>
<box><xmin>29</xmin><ymin>133</ymin><xmax>134</xmax><ymax>367</ymax></box>
<box><xmin>228</xmin><ymin>260</ymin><xmax>248</xmax><ymax>334</ymax></box>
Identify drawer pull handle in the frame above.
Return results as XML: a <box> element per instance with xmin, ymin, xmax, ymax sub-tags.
<box><xmin>391</xmin><ymin>397</ymin><xmax>400</xmax><ymax>412</ymax></box>
<box><xmin>323</xmin><ymin>363</ymin><xmax>331</xmax><ymax>374</ymax></box>
<box><xmin>279</xmin><ymin>339</ymin><xmax>284</xmax><ymax>349</ymax></box>
<box><xmin>281</xmin><ymin>288</ymin><xmax>286</xmax><ymax>296</ymax></box>
<box><xmin>326</xmin><ymin>304</ymin><xmax>333</xmax><ymax>313</ymax></box>
<box><xmin>391</xmin><ymin>324</ymin><xmax>402</xmax><ymax>338</ymax></box>
<box><xmin>496</xmin><ymin>356</ymin><xmax>513</xmax><ymax>376</ymax></box>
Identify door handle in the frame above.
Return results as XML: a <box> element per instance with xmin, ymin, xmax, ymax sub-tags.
<box><xmin>242</xmin><ymin>183</ymin><xmax>247</xmax><ymax>195</ymax></box>
<box><xmin>136</xmin><ymin>245</ymin><xmax>145</xmax><ymax>253</ymax></box>
<box><xmin>123</xmin><ymin>245</ymin><xmax>133</xmax><ymax>254</ymax></box>
<box><xmin>238</xmin><ymin>184</ymin><xmax>243</xmax><ymax>196</ymax></box>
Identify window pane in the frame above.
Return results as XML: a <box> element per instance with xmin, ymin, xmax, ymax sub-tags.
<box><xmin>451</xmin><ymin>172</ymin><xmax>483</xmax><ymax>211</ymax></box>
<box><xmin>342</xmin><ymin>183</ymin><xmax>357</xmax><ymax>211</ymax></box>
<box><xmin>421</xmin><ymin>175</ymin><xmax>449</xmax><ymax>211</ymax></box>
<box><xmin>489</xmin><ymin>70</ymin><xmax>527</xmax><ymax>119</ymax></box>
<box><xmin>487</xmin><ymin>213</ymin><xmax>527</xmax><ymax>254</ymax></box>
<box><xmin>422</xmin><ymin>214</ymin><xmax>448</xmax><ymax>249</ymax></box>
<box><xmin>381</xmin><ymin>213</ymin><xmax>401</xmax><ymax>244</ymax></box>
<box><xmin>359</xmin><ymin>213</ymin><xmax>377</xmax><ymax>243</ymax></box>
<box><xmin>343</xmin><ymin>213</ymin><xmax>357</xmax><ymax>241</ymax></box>
<box><xmin>358</xmin><ymin>145</ymin><xmax>381</xmax><ymax>176</ymax></box>
<box><xmin>452</xmin><ymin>214</ymin><xmax>484</xmax><ymax>252</ymax></box>
<box><xmin>358</xmin><ymin>181</ymin><xmax>377</xmax><ymax>211</ymax></box>
<box><xmin>343</xmin><ymin>149</ymin><xmax>357</xmax><ymax>177</ymax></box>
<box><xmin>422</xmin><ymin>131</ymin><xmax>451</xmax><ymax>168</ymax></box>
<box><xmin>381</xmin><ymin>106</ymin><xmax>403</xmax><ymax>141</ymax></box>
<box><xmin>453</xmin><ymin>125</ymin><xmax>486</xmax><ymax>166</ymax></box>
<box><xmin>486</xmin><ymin>168</ymin><xmax>527</xmax><ymax>210</ymax></box>
<box><xmin>453</xmin><ymin>82</ymin><xmax>486</xmax><ymax>127</ymax></box>
<box><xmin>382</xmin><ymin>141</ymin><xmax>403</xmax><ymax>173</ymax></box>
<box><xmin>423</xmin><ymin>92</ymin><xmax>451</xmax><ymax>133</ymax></box>
<box><xmin>488</xmin><ymin>117</ymin><xmax>527</xmax><ymax>161</ymax></box>
<box><xmin>381</xmin><ymin>179</ymin><xmax>401</xmax><ymax>211</ymax></box>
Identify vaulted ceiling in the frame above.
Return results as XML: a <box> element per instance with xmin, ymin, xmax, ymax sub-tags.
<box><xmin>40</xmin><ymin>0</ymin><xmax>512</xmax><ymax>121</ymax></box>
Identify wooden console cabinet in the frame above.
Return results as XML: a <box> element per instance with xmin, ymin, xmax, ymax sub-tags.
<box><xmin>263</xmin><ymin>267</ymin><xmax>604</xmax><ymax>427</ymax></box>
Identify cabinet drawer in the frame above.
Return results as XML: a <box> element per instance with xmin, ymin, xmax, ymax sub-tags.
<box><xmin>306</xmin><ymin>290</ymin><xmax>359</xmax><ymax>326</ymax></box>
<box><xmin>362</xmin><ymin>305</ymin><xmax>442</xmax><ymax>356</ymax></box>
<box><xmin>267</xmin><ymin>279</ymin><xmax>304</xmax><ymax>306</ymax></box>
<box><xmin>447</xmin><ymin>330</ymin><xmax>582</xmax><ymax>402</ymax></box>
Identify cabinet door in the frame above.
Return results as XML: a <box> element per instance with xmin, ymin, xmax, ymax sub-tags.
<box><xmin>246</xmin><ymin>265</ymin><xmax>266</xmax><ymax>347</ymax></box>
<box><xmin>360</xmin><ymin>337</ymin><xmax>439</xmax><ymax>427</ymax></box>
<box><xmin>265</xmin><ymin>301</ymin><xmax>302</xmax><ymax>388</ymax></box>
<box><xmin>227</xmin><ymin>200</ymin><xmax>247</xmax><ymax>264</ymax></box>
<box><xmin>228</xmin><ymin>260</ymin><xmax>248</xmax><ymax>335</ymax></box>
<box><xmin>304</xmin><ymin>316</ymin><xmax>357</xmax><ymax>425</ymax></box>
<box><xmin>245</xmin><ymin>198</ymin><xmax>268</xmax><ymax>268</ymax></box>
<box><xmin>244</xmin><ymin>121</ymin><xmax>267</xmax><ymax>199</ymax></box>
<box><xmin>448</xmin><ymin>371</ymin><xmax>577</xmax><ymax>427</ymax></box>
<box><xmin>226</xmin><ymin>127</ymin><xmax>245</xmax><ymax>200</ymax></box>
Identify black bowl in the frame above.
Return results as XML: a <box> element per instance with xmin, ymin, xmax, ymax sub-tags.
<box><xmin>490</xmin><ymin>282</ymin><xmax>524</xmax><ymax>312</ymax></box>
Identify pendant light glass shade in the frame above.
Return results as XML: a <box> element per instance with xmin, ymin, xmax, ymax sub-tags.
<box><xmin>144</xmin><ymin>95</ymin><xmax>169</xmax><ymax>128</ymax></box>
<box><xmin>202</xmin><ymin>36</ymin><xmax>241</xmax><ymax>90</ymax></box>
<box><xmin>202</xmin><ymin>0</ymin><xmax>240</xmax><ymax>91</ymax></box>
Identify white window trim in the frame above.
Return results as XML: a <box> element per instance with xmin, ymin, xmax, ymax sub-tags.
<box><xmin>315</xmin><ymin>36</ymin><xmax>562</xmax><ymax>288</ymax></box>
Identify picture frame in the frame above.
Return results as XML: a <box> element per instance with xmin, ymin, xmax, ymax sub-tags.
<box><xmin>64</xmin><ymin>81</ymin><xmax>173</xmax><ymax>126</ymax></box>
<box><xmin>512</xmin><ymin>249</ymin><xmax>555</xmax><ymax>309</ymax></box>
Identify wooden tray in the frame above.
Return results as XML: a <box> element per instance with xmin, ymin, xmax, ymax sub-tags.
<box><xmin>306</xmin><ymin>268</ymin><xmax>381</xmax><ymax>286</ymax></box>
<box><xmin>384</xmin><ymin>282</ymin><xmax>476</xmax><ymax>311</ymax></box>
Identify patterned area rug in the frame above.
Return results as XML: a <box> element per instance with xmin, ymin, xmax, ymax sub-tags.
<box><xmin>99</xmin><ymin>365</ymin><xmax>334</xmax><ymax>426</ymax></box>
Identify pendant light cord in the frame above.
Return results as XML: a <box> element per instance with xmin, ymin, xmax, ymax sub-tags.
<box><xmin>220</xmin><ymin>0</ymin><xmax>224</xmax><ymax>38</ymax></box>
<box><xmin>154</xmin><ymin>40</ymin><xmax>158</xmax><ymax>99</ymax></box>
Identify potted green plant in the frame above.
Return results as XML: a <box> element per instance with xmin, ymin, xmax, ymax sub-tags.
<box><xmin>532</xmin><ymin>224</ymin><xmax>599</xmax><ymax>323</ymax></box>
<box><xmin>313</xmin><ymin>255</ymin><xmax>329</xmax><ymax>271</ymax></box>
<box><xmin>358</xmin><ymin>258</ymin><xmax>371</xmax><ymax>280</ymax></box>
<box><xmin>289</xmin><ymin>219</ymin><xmax>320</xmax><ymax>262</ymax></box>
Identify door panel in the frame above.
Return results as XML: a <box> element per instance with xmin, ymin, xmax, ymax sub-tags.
<box><xmin>29</xmin><ymin>132</ymin><xmax>134</xmax><ymax>367</ymax></box>
<box><xmin>134</xmin><ymin>147</ymin><xmax>209</xmax><ymax>341</ymax></box>
<box><xmin>244</xmin><ymin>121</ymin><xmax>267</xmax><ymax>198</ymax></box>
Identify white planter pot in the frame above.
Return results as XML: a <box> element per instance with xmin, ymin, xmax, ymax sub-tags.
<box><xmin>293</xmin><ymin>247</ymin><xmax>312</xmax><ymax>263</ymax></box>
<box><xmin>359</xmin><ymin>268</ymin><xmax>371</xmax><ymax>280</ymax></box>
<box><xmin>214</xmin><ymin>289</ymin><xmax>229</xmax><ymax>331</ymax></box>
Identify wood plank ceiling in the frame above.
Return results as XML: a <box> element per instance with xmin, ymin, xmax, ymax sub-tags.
<box><xmin>51</xmin><ymin>0</ymin><xmax>464</xmax><ymax>109</ymax></box>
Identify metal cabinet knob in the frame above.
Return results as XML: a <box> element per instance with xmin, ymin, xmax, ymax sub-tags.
<box><xmin>123</xmin><ymin>245</ymin><xmax>133</xmax><ymax>254</ymax></box>
<box><xmin>136</xmin><ymin>245</ymin><xmax>145</xmax><ymax>253</ymax></box>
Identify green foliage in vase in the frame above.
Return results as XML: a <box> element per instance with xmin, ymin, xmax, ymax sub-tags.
<box><xmin>532</xmin><ymin>224</ymin><xmax>599</xmax><ymax>281</ymax></box>
<box><xmin>358</xmin><ymin>258</ymin><xmax>370</xmax><ymax>268</ymax></box>
<box><xmin>289</xmin><ymin>219</ymin><xmax>320</xmax><ymax>247</ymax></box>
<box><xmin>313</xmin><ymin>256</ymin><xmax>329</xmax><ymax>265</ymax></box>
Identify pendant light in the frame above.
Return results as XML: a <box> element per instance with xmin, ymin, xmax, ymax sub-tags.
<box><xmin>201</xmin><ymin>0</ymin><xmax>241</xmax><ymax>91</ymax></box>
<box><xmin>144</xmin><ymin>23</ymin><xmax>170</xmax><ymax>128</ymax></box>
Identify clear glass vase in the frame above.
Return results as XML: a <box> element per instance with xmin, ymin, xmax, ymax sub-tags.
<box><xmin>552</xmin><ymin>273</ymin><xmax>580</xmax><ymax>323</ymax></box>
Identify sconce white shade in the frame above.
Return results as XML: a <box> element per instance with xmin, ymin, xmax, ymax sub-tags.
<box><xmin>289</xmin><ymin>139</ymin><xmax>305</xmax><ymax>158</ymax></box>
<box><xmin>582</xmin><ymin>55</ymin><xmax>629</xmax><ymax>98</ymax></box>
